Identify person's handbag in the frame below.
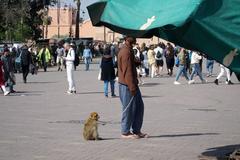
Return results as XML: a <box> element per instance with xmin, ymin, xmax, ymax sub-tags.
<box><xmin>175</xmin><ymin>57</ymin><xmax>180</xmax><ymax>67</ymax></box>
<box><xmin>15</xmin><ymin>55</ymin><xmax>21</xmax><ymax>64</ymax></box>
<box><xmin>29</xmin><ymin>64</ymin><xmax>35</xmax><ymax>75</ymax></box>
<box><xmin>98</xmin><ymin>69</ymin><xmax>102</xmax><ymax>80</ymax></box>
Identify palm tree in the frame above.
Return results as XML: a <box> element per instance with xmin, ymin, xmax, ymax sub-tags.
<box><xmin>75</xmin><ymin>0</ymin><xmax>81</xmax><ymax>39</ymax></box>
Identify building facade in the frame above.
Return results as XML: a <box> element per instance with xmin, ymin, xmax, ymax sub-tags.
<box><xmin>46</xmin><ymin>7</ymin><xmax>164</xmax><ymax>45</ymax></box>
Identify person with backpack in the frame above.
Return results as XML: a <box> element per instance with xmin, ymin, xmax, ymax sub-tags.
<box><xmin>38</xmin><ymin>45</ymin><xmax>51</xmax><ymax>72</ymax></box>
<box><xmin>174</xmin><ymin>48</ymin><xmax>189</xmax><ymax>85</ymax></box>
<box><xmin>154</xmin><ymin>43</ymin><xmax>164</xmax><ymax>77</ymax></box>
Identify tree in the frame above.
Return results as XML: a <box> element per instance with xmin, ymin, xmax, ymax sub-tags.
<box><xmin>0</xmin><ymin>0</ymin><xmax>56</xmax><ymax>41</ymax></box>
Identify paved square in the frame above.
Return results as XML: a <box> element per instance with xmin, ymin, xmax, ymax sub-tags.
<box><xmin>0</xmin><ymin>62</ymin><xmax>240</xmax><ymax>160</ymax></box>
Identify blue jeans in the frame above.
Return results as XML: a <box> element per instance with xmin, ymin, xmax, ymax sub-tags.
<box><xmin>206</xmin><ymin>60</ymin><xmax>214</xmax><ymax>75</ymax></box>
<box><xmin>84</xmin><ymin>57</ymin><xmax>91</xmax><ymax>71</ymax></box>
<box><xmin>119</xmin><ymin>83</ymin><xmax>144</xmax><ymax>134</ymax></box>
<box><xmin>190</xmin><ymin>63</ymin><xmax>204</xmax><ymax>81</ymax></box>
<box><xmin>175</xmin><ymin>65</ymin><xmax>189</xmax><ymax>81</ymax></box>
<box><xmin>104</xmin><ymin>80</ymin><xmax>115</xmax><ymax>96</ymax></box>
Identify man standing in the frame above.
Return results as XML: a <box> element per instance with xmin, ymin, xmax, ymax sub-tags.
<box><xmin>118</xmin><ymin>36</ymin><xmax>148</xmax><ymax>139</ymax></box>
<box><xmin>63</xmin><ymin>43</ymin><xmax>76</xmax><ymax>94</ymax></box>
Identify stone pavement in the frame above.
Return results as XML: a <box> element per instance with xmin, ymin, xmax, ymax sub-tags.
<box><xmin>0</xmin><ymin>62</ymin><xmax>240</xmax><ymax>160</ymax></box>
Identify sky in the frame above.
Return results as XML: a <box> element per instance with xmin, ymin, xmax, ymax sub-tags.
<box><xmin>63</xmin><ymin>0</ymin><xmax>98</xmax><ymax>19</ymax></box>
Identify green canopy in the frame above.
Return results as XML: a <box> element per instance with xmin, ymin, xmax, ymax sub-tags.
<box><xmin>87</xmin><ymin>0</ymin><xmax>240</xmax><ymax>74</ymax></box>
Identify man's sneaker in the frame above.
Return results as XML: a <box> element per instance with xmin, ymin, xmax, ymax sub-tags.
<box><xmin>188</xmin><ymin>80</ymin><xmax>195</xmax><ymax>84</ymax></box>
<box><xmin>214</xmin><ymin>79</ymin><xmax>219</xmax><ymax>85</ymax></box>
<box><xmin>72</xmin><ymin>91</ymin><xmax>77</xmax><ymax>94</ymax></box>
<box><xmin>174</xmin><ymin>81</ymin><xmax>181</xmax><ymax>85</ymax></box>
<box><xmin>4</xmin><ymin>91</ymin><xmax>10</xmax><ymax>96</ymax></box>
<box><xmin>227</xmin><ymin>80</ymin><xmax>234</xmax><ymax>85</ymax></box>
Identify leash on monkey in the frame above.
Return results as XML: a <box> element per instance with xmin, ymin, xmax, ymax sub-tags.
<box><xmin>122</xmin><ymin>96</ymin><xmax>135</xmax><ymax>115</ymax></box>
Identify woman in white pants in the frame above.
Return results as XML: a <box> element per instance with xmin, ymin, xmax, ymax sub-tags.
<box><xmin>64</xmin><ymin>43</ymin><xmax>76</xmax><ymax>94</ymax></box>
<box><xmin>214</xmin><ymin>64</ymin><xmax>233</xmax><ymax>85</ymax></box>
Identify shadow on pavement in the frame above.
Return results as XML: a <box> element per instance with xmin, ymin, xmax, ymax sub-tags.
<box><xmin>78</xmin><ymin>91</ymin><xmax>104</xmax><ymax>95</ymax></box>
<box><xmin>27</xmin><ymin>81</ymin><xmax>57</xmax><ymax>84</ymax></box>
<box><xmin>141</xmin><ymin>83</ymin><xmax>161</xmax><ymax>87</ymax></box>
<box><xmin>142</xmin><ymin>95</ymin><xmax>163</xmax><ymax>98</ymax></box>
<box><xmin>199</xmin><ymin>144</ymin><xmax>240</xmax><ymax>160</ymax></box>
<box><xmin>149</xmin><ymin>133</ymin><xmax>219</xmax><ymax>139</ymax></box>
<box><xmin>6</xmin><ymin>90</ymin><xmax>44</xmax><ymax>97</ymax></box>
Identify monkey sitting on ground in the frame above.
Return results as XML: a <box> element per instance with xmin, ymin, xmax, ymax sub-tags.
<box><xmin>83</xmin><ymin>112</ymin><xmax>101</xmax><ymax>140</ymax></box>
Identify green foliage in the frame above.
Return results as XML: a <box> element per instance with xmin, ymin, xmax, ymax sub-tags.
<box><xmin>0</xmin><ymin>0</ymin><xmax>56</xmax><ymax>42</ymax></box>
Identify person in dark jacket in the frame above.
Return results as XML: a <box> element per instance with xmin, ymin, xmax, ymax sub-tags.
<box><xmin>100</xmin><ymin>44</ymin><xmax>116</xmax><ymax>97</ymax></box>
<box><xmin>1</xmin><ymin>48</ymin><xmax>16</xmax><ymax>93</ymax></box>
<box><xmin>21</xmin><ymin>45</ymin><xmax>32</xmax><ymax>83</ymax></box>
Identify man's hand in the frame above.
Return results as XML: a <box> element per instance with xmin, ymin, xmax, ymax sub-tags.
<box><xmin>131</xmin><ymin>90</ymin><xmax>137</xmax><ymax>96</ymax></box>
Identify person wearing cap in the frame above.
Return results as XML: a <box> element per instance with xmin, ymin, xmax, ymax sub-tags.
<box><xmin>118</xmin><ymin>36</ymin><xmax>148</xmax><ymax>139</ymax></box>
<box><xmin>63</xmin><ymin>43</ymin><xmax>76</xmax><ymax>94</ymax></box>
<box><xmin>83</xmin><ymin>45</ymin><xmax>92</xmax><ymax>71</ymax></box>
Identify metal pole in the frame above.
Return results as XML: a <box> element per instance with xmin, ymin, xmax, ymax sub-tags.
<box><xmin>75</xmin><ymin>0</ymin><xmax>81</xmax><ymax>39</ymax></box>
<box><xmin>104</xmin><ymin>26</ymin><xmax>106</xmax><ymax>42</ymax></box>
<box><xmin>57</xmin><ymin>0</ymin><xmax>60</xmax><ymax>38</ymax></box>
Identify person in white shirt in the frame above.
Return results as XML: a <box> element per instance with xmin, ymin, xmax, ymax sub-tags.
<box><xmin>63</xmin><ymin>43</ymin><xmax>76</xmax><ymax>94</ymax></box>
<box><xmin>154</xmin><ymin>43</ymin><xmax>164</xmax><ymax>77</ymax></box>
<box><xmin>56</xmin><ymin>44</ymin><xmax>64</xmax><ymax>71</ymax></box>
<box><xmin>188</xmin><ymin>51</ymin><xmax>207</xmax><ymax>84</ymax></box>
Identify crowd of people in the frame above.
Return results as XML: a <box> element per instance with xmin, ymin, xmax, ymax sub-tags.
<box><xmin>0</xmin><ymin>38</ymin><xmax>235</xmax><ymax>96</ymax></box>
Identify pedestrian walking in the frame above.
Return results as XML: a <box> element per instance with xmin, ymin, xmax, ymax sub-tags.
<box><xmin>63</xmin><ymin>43</ymin><xmax>76</xmax><ymax>94</ymax></box>
<box><xmin>118</xmin><ymin>36</ymin><xmax>148</xmax><ymax>139</ymax></box>
<box><xmin>174</xmin><ymin>48</ymin><xmax>189</xmax><ymax>85</ymax></box>
<box><xmin>188</xmin><ymin>51</ymin><xmax>207</xmax><ymax>84</ymax></box>
<box><xmin>214</xmin><ymin>64</ymin><xmax>234</xmax><ymax>85</ymax></box>
<box><xmin>165</xmin><ymin>43</ymin><xmax>175</xmax><ymax>76</ymax></box>
<box><xmin>56</xmin><ymin>43</ymin><xmax>64</xmax><ymax>71</ymax></box>
<box><xmin>1</xmin><ymin>48</ymin><xmax>16</xmax><ymax>93</ymax></box>
<box><xmin>147</xmin><ymin>45</ymin><xmax>156</xmax><ymax>78</ymax></box>
<box><xmin>100</xmin><ymin>44</ymin><xmax>116</xmax><ymax>98</ymax></box>
<box><xmin>38</xmin><ymin>45</ymin><xmax>51</xmax><ymax>72</ymax></box>
<box><xmin>83</xmin><ymin>45</ymin><xmax>93</xmax><ymax>71</ymax></box>
<box><xmin>206</xmin><ymin>56</ymin><xmax>214</xmax><ymax>77</ymax></box>
<box><xmin>0</xmin><ymin>59</ymin><xmax>10</xmax><ymax>96</ymax></box>
<box><xmin>20</xmin><ymin>45</ymin><xmax>32</xmax><ymax>83</ymax></box>
<box><xmin>154</xmin><ymin>43</ymin><xmax>164</xmax><ymax>77</ymax></box>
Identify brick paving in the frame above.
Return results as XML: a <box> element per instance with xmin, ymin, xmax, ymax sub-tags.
<box><xmin>0</xmin><ymin>62</ymin><xmax>240</xmax><ymax>160</ymax></box>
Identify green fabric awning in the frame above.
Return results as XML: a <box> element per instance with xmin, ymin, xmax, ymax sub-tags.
<box><xmin>87</xmin><ymin>0</ymin><xmax>240</xmax><ymax>73</ymax></box>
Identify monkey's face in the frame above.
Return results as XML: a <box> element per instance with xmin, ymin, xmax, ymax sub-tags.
<box><xmin>90</xmin><ymin>112</ymin><xmax>100</xmax><ymax>121</ymax></box>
